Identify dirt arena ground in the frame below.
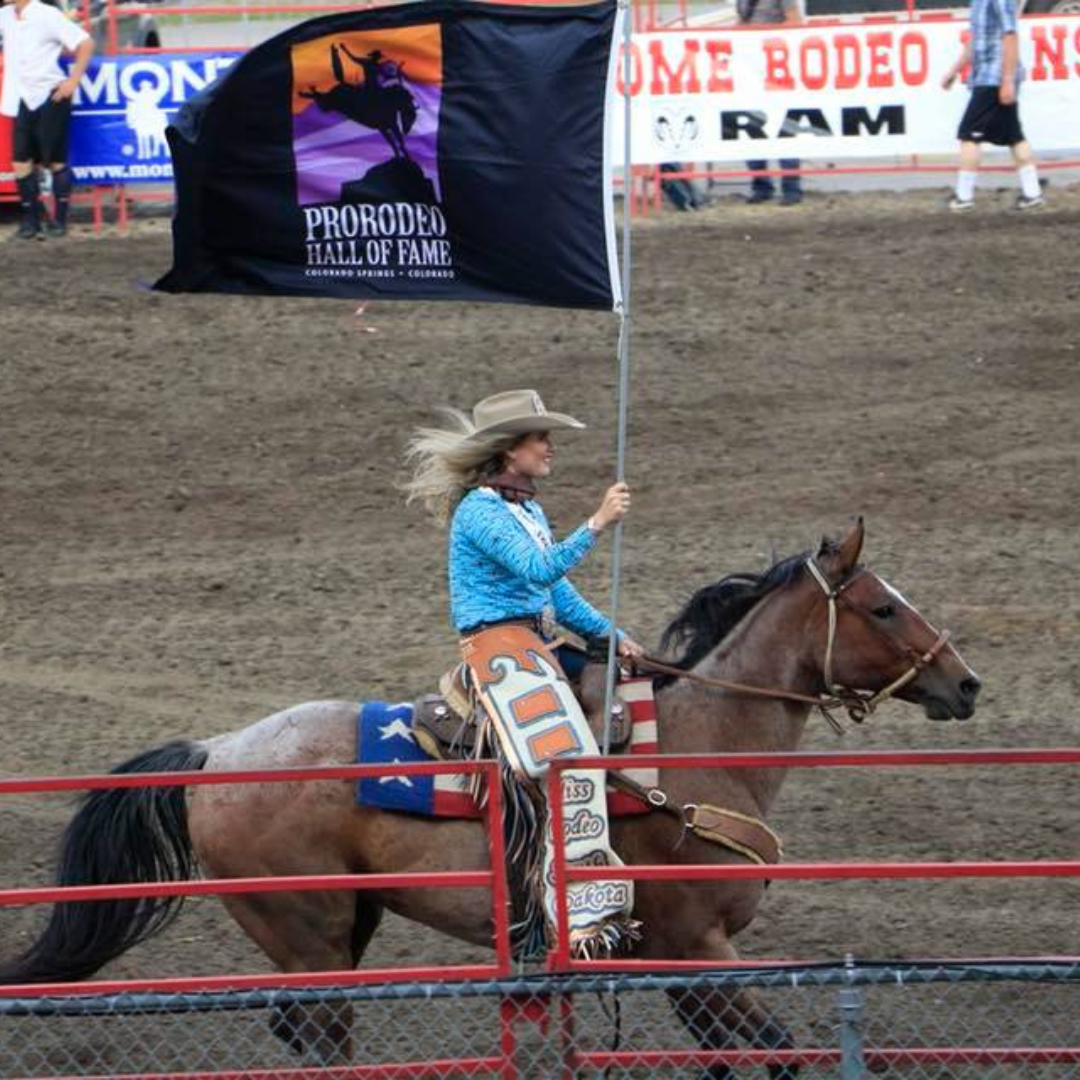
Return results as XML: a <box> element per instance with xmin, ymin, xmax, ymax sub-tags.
<box><xmin>2</xmin><ymin>188</ymin><xmax>1079</xmax><ymax>1058</ymax></box>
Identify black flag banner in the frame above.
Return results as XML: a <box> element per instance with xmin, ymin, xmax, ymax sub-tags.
<box><xmin>155</xmin><ymin>0</ymin><xmax>621</xmax><ymax>309</ymax></box>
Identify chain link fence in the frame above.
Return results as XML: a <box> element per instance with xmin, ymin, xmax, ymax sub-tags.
<box><xmin>1</xmin><ymin>960</ymin><xmax>1077</xmax><ymax>1078</ymax></box>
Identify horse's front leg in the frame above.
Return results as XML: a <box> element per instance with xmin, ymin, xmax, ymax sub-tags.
<box><xmin>665</xmin><ymin>934</ymin><xmax>799</xmax><ymax>1080</ymax></box>
<box><xmin>381</xmin><ymin>126</ymin><xmax>402</xmax><ymax>159</ymax></box>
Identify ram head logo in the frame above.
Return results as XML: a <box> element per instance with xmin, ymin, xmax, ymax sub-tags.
<box><xmin>653</xmin><ymin>108</ymin><xmax>700</xmax><ymax>152</ymax></box>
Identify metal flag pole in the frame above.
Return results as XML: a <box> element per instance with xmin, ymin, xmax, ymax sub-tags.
<box><xmin>601</xmin><ymin>0</ymin><xmax>634</xmax><ymax>755</ymax></box>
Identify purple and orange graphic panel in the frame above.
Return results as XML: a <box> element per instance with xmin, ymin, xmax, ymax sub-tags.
<box><xmin>290</xmin><ymin>25</ymin><xmax>443</xmax><ymax>206</ymax></box>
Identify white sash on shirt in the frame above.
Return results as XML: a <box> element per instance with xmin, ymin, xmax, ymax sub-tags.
<box><xmin>480</xmin><ymin>488</ymin><xmax>553</xmax><ymax>551</ymax></box>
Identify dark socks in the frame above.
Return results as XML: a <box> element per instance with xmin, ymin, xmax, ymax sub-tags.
<box><xmin>16</xmin><ymin>173</ymin><xmax>41</xmax><ymax>232</ymax></box>
<box><xmin>51</xmin><ymin>166</ymin><xmax>73</xmax><ymax>227</ymax></box>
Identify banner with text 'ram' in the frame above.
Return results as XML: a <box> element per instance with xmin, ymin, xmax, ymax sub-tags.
<box><xmin>615</xmin><ymin>17</ymin><xmax>1080</xmax><ymax>163</ymax></box>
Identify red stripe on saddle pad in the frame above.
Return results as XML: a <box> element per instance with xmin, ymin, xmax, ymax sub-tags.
<box><xmin>606</xmin><ymin>676</ymin><xmax>658</xmax><ymax>817</ymax></box>
<box><xmin>432</xmin><ymin>772</ymin><xmax>480</xmax><ymax>817</ymax></box>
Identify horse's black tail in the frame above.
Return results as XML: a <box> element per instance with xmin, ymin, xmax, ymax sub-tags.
<box><xmin>0</xmin><ymin>739</ymin><xmax>209</xmax><ymax>985</ymax></box>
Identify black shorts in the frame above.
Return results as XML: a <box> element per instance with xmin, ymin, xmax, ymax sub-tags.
<box><xmin>13</xmin><ymin>97</ymin><xmax>73</xmax><ymax>165</ymax></box>
<box><xmin>957</xmin><ymin>86</ymin><xmax>1025</xmax><ymax>147</ymax></box>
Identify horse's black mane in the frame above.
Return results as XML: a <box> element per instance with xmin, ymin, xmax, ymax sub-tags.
<box><xmin>655</xmin><ymin>547</ymin><xmax>821</xmax><ymax>689</ymax></box>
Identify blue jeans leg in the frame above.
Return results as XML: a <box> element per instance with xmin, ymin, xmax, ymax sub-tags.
<box><xmin>779</xmin><ymin>158</ymin><xmax>802</xmax><ymax>197</ymax></box>
<box><xmin>747</xmin><ymin>160</ymin><xmax>774</xmax><ymax>197</ymax></box>
<box><xmin>660</xmin><ymin>163</ymin><xmax>693</xmax><ymax>211</ymax></box>
<box><xmin>554</xmin><ymin>643</ymin><xmax>588</xmax><ymax>681</ymax></box>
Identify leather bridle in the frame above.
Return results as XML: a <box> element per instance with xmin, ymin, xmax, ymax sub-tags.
<box><xmin>604</xmin><ymin>555</ymin><xmax>956</xmax><ymax>851</ymax></box>
<box><xmin>633</xmin><ymin>556</ymin><xmax>954</xmax><ymax>731</ymax></box>
<box><xmin>802</xmin><ymin>555</ymin><xmax>952</xmax><ymax>725</ymax></box>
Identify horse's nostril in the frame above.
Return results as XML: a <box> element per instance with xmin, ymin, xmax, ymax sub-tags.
<box><xmin>960</xmin><ymin>677</ymin><xmax>982</xmax><ymax>700</ymax></box>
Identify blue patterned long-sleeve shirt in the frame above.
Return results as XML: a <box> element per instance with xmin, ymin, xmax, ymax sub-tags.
<box><xmin>448</xmin><ymin>487</ymin><xmax>614</xmax><ymax>639</ymax></box>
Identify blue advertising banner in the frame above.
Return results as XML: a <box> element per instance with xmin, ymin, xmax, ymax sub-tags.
<box><xmin>69</xmin><ymin>51</ymin><xmax>239</xmax><ymax>185</ymax></box>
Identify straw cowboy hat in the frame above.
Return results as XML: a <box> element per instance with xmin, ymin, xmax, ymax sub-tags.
<box><xmin>465</xmin><ymin>390</ymin><xmax>585</xmax><ymax>441</ymax></box>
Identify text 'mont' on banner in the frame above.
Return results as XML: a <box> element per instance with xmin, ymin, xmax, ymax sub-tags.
<box><xmin>155</xmin><ymin>0</ymin><xmax>621</xmax><ymax>309</ymax></box>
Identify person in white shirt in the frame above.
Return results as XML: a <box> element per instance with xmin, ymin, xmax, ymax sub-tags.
<box><xmin>0</xmin><ymin>0</ymin><xmax>92</xmax><ymax>238</ymax></box>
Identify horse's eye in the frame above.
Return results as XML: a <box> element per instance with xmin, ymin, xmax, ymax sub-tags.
<box><xmin>872</xmin><ymin>604</ymin><xmax>896</xmax><ymax>620</ymax></box>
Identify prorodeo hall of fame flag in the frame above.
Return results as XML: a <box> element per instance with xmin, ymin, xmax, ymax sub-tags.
<box><xmin>156</xmin><ymin>0</ymin><xmax>622</xmax><ymax>309</ymax></box>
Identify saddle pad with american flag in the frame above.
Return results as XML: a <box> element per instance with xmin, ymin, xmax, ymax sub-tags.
<box><xmin>354</xmin><ymin>677</ymin><xmax>658</xmax><ymax>819</ymax></box>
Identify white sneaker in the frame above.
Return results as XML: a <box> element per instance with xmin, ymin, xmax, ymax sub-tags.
<box><xmin>947</xmin><ymin>196</ymin><xmax>975</xmax><ymax>213</ymax></box>
<box><xmin>1015</xmin><ymin>193</ymin><xmax>1045</xmax><ymax>211</ymax></box>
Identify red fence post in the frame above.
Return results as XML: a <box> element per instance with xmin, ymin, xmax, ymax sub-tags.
<box><xmin>484</xmin><ymin>759</ymin><xmax>513</xmax><ymax>975</ymax></box>
<box><xmin>557</xmin><ymin>991</ymin><xmax>577</xmax><ymax>1079</ymax></box>
<box><xmin>546</xmin><ymin>760</ymin><xmax>572</xmax><ymax>972</ymax></box>
<box><xmin>497</xmin><ymin>995</ymin><xmax>518</xmax><ymax>1080</ymax></box>
<box><xmin>106</xmin><ymin>0</ymin><xmax>119</xmax><ymax>55</ymax></box>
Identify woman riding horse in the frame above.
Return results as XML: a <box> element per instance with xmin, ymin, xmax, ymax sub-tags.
<box><xmin>0</xmin><ymin>506</ymin><xmax>981</xmax><ymax>1073</ymax></box>
<box><xmin>404</xmin><ymin>388</ymin><xmax>644</xmax><ymax>957</ymax></box>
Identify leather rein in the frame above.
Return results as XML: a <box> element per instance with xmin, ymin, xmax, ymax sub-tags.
<box><xmin>631</xmin><ymin>554</ymin><xmax>953</xmax><ymax>733</ymax></box>
<box><xmin>603</xmin><ymin>555</ymin><xmax>954</xmax><ymax>859</ymax></box>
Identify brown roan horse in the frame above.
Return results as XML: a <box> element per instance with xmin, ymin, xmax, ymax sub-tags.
<box><xmin>0</xmin><ymin>521</ymin><xmax>980</xmax><ymax>1079</ymax></box>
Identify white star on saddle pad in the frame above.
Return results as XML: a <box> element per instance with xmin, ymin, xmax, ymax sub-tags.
<box><xmin>378</xmin><ymin>759</ymin><xmax>415</xmax><ymax>787</ymax></box>
<box><xmin>379</xmin><ymin>718</ymin><xmax>415</xmax><ymax>743</ymax></box>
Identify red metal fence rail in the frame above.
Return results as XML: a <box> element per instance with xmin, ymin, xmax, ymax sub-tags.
<box><xmin>2</xmin><ymin>747</ymin><xmax>1079</xmax><ymax>994</ymax></box>
<box><xmin>0</xmin><ymin>757</ymin><xmax>516</xmax><ymax>994</ymax></box>
<box><xmin>1</xmin><ymin>749</ymin><xmax>1079</xmax><ymax>1077</ymax></box>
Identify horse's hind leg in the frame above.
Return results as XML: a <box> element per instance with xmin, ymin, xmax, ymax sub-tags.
<box><xmin>351</xmin><ymin>895</ymin><xmax>384</xmax><ymax>965</ymax></box>
<box><xmin>219</xmin><ymin>890</ymin><xmax>364</xmax><ymax>1065</ymax></box>
<box><xmin>669</xmin><ymin>984</ymin><xmax>798</xmax><ymax>1080</ymax></box>
<box><xmin>667</xmin><ymin>940</ymin><xmax>798</xmax><ymax>1080</ymax></box>
<box><xmin>267</xmin><ymin>898</ymin><xmax>383</xmax><ymax>1062</ymax></box>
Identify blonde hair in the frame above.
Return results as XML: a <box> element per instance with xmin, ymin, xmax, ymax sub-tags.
<box><xmin>403</xmin><ymin>407</ymin><xmax>520</xmax><ymax>526</ymax></box>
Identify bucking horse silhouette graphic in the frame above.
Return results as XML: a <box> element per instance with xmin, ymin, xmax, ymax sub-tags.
<box><xmin>299</xmin><ymin>44</ymin><xmax>418</xmax><ymax>160</ymax></box>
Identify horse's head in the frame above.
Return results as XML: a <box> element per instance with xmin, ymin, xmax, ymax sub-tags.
<box><xmin>809</xmin><ymin>519</ymin><xmax>981</xmax><ymax>721</ymax></box>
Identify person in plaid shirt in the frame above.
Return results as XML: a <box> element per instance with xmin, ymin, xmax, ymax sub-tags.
<box><xmin>941</xmin><ymin>0</ymin><xmax>1043</xmax><ymax>212</ymax></box>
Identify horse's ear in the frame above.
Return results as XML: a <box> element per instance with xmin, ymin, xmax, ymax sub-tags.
<box><xmin>818</xmin><ymin>517</ymin><xmax>865</xmax><ymax>577</ymax></box>
<box><xmin>836</xmin><ymin>517</ymin><xmax>865</xmax><ymax>572</ymax></box>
